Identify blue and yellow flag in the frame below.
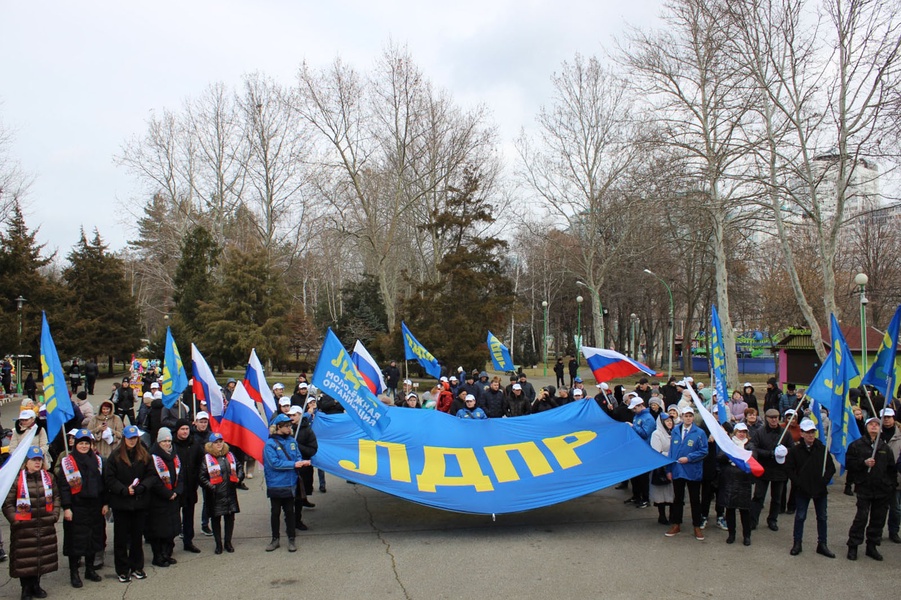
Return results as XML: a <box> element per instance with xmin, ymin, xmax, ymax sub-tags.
<box><xmin>40</xmin><ymin>312</ymin><xmax>75</xmax><ymax>441</ymax></box>
<box><xmin>487</xmin><ymin>331</ymin><xmax>514</xmax><ymax>372</ymax></box>
<box><xmin>160</xmin><ymin>327</ymin><xmax>188</xmax><ymax>409</ymax></box>
<box><xmin>312</xmin><ymin>328</ymin><xmax>391</xmax><ymax>439</ymax></box>
<box><xmin>710</xmin><ymin>306</ymin><xmax>729</xmax><ymax>424</ymax></box>
<box><xmin>862</xmin><ymin>305</ymin><xmax>901</xmax><ymax>400</ymax></box>
<box><xmin>401</xmin><ymin>321</ymin><xmax>441</xmax><ymax>379</ymax></box>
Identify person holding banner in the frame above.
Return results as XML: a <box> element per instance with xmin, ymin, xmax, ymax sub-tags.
<box><xmin>717</xmin><ymin>423</ymin><xmax>756</xmax><ymax>546</ymax></box>
<box><xmin>845</xmin><ymin>417</ymin><xmax>897</xmax><ymax>561</ymax></box>
<box><xmin>3</xmin><ymin>446</ymin><xmax>61</xmax><ymax>600</ymax></box>
<box><xmin>665</xmin><ymin>406</ymin><xmax>708</xmax><ymax>540</ymax></box>
<box><xmin>263</xmin><ymin>415</ymin><xmax>309</xmax><ymax>553</ymax></box>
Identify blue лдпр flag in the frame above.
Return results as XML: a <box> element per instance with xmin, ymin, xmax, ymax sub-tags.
<box><xmin>161</xmin><ymin>327</ymin><xmax>188</xmax><ymax>409</ymax></box>
<box><xmin>862</xmin><ymin>305</ymin><xmax>901</xmax><ymax>401</ymax></box>
<box><xmin>40</xmin><ymin>312</ymin><xmax>75</xmax><ymax>441</ymax></box>
<box><xmin>401</xmin><ymin>321</ymin><xmax>441</xmax><ymax>379</ymax></box>
<box><xmin>487</xmin><ymin>331</ymin><xmax>514</xmax><ymax>372</ymax></box>
<box><xmin>312</xmin><ymin>328</ymin><xmax>391</xmax><ymax>439</ymax></box>
<box><xmin>710</xmin><ymin>306</ymin><xmax>730</xmax><ymax>425</ymax></box>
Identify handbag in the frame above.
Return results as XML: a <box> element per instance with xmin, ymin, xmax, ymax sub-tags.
<box><xmin>651</xmin><ymin>466</ymin><xmax>669</xmax><ymax>486</ymax></box>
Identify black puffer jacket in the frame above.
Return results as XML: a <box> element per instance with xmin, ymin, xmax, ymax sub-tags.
<box><xmin>56</xmin><ymin>450</ymin><xmax>106</xmax><ymax>557</ymax></box>
<box><xmin>482</xmin><ymin>387</ymin><xmax>506</xmax><ymax>418</ymax></box>
<box><xmin>103</xmin><ymin>446</ymin><xmax>158</xmax><ymax>511</ymax></box>
<box><xmin>717</xmin><ymin>439</ymin><xmax>756</xmax><ymax>509</ymax></box>
<box><xmin>198</xmin><ymin>442</ymin><xmax>243</xmax><ymax>517</ymax></box>
<box><xmin>2</xmin><ymin>469</ymin><xmax>61</xmax><ymax>578</ymax></box>
<box><xmin>847</xmin><ymin>435</ymin><xmax>896</xmax><ymax>498</ymax></box>
<box><xmin>148</xmin><ymin>443</ymin><xmax>183</xmax><ymax>539</ymax></box>
<box><xmin>506</xmin><ymin>392</ymin><xmax>530</xmax><ymax>417</ymax></box>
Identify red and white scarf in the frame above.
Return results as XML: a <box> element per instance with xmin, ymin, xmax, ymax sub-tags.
<box><xmin>60</xmin><ymin>454</ymin><xmax>103</xmax><ymax>495</ymax></box>
<box><xmin>204</xmin><ymin>452</ymin><xmax>238</xmax><ymax>485</ymax></box>
<box><xmin>153</xmin><ymin>454</ymin><xmax>181</xmax><ymax>491</ymax></box>
<box><xmin>15</xmin><ymin>469</ymin><xmax>53</xmax><ymax>521</ymax></box>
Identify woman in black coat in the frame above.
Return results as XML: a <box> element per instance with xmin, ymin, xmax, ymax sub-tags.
<box><xmin>148</xmin><ymin>428</ymin><xmax>183</xmax><ymax>567</ymax></box>
<box><xmin>717</xmin><ymin>423</ymin><xmax>756</xmax><ymax>546</ymax></box>
<box><xmin>104</xmin><ymin>425</ymin><xmax>158</xmax><ymax>583</ymax></box>
<box><xmin>57</xmin><ymin>429</ymin><xmax>107</xmax><ymax>588</ymax></box>
<box><xmin>198</xmin><ymin>433</ymin><xmax>243</xmax><ymax>554</ymax></box>
<box><xmin>293</xmin><ymin>410</ymin><xmax>318</xmax><ymax>530</ymax></box>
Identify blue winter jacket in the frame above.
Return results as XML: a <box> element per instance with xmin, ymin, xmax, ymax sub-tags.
<box><xmin>667</xmin><ymin>423</ymin><xmax>709</xmax><ymax>481</ymax></box>
<box><xmin>264</xmin><ymin>434</ymin><xmax>302</xmax><ymax>496</ymax></box>
<box><xmin>632</xmin><ymin>408</ymin><xmax>656</xmax><ymax>442</ymax></box>
<box><xmin>456</xmin><ymin>407</ymin><xmax>488</xmax><ymax>419</ymax></box>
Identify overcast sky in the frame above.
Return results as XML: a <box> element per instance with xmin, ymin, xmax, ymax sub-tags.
<box><xmin>1</xmin><ymin>0</ymin><xmax>661</xmax><ymax>255</ymax></box>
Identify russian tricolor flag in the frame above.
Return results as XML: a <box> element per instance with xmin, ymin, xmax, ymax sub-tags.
<box><xmin>191</xmin><ymin>344</ymin><xmax>225</xmax><ymax>420</ymax></box>
<box><xmin>244</xmin><ymin>349</ymin><xmax>277</xmax><ymax>420</ymax></box>
<box><xmin>351</xmin><ymin>340</ymin><xmax>387</xmax><ymax>395</ymax></box>
<box><xmin>581</xmin><ymin>346</ymin><xmax>655</xmax><ymax>382</ymax></box>
<box><xmin>687</xmin><ymin>385</ymin><xmax>765</xmax><ymax>477</ymax></box>
<box><xmin>218</xmin><ymin>377</ymin><xmax>269</xmax><ymax>463</ymax></box>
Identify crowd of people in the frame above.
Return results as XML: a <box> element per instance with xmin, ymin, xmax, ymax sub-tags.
<box><xmin>2</xmin><ymin>366</ymin><xmax>900</xmax><ymax>599</ymax></box>
<box><xmin>1</xmin><ymin>372</ymin><xmax>326</xmax><ymax>600</ymax></box>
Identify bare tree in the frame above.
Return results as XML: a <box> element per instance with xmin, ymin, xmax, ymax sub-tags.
<box><xmin>729</xmin><ymin>0</ymin><xmax>901</xmax><ymax>358</ymax></box>
<box><xmin>294</xmin><ymin>44</ymin><xmax>499</xmax><ymax>331</ymax></box>
<box><xmin>0</xmin><ymin>121</ymin><xmax>31</xmax><ymax>223</ymax></box>
<box><xmin>620</xmin><ymin>0</ymin><xmax>758</xmax><ymax>387</ymax></box>
<box><xmin>517</xmin><ymin>55</ymin><xmax>651</xmax><ymax>350</ymax></box>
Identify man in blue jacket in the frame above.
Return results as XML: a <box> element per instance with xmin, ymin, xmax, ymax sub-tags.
<box><xmin>625</xmin><ymin>394</ymin><xmax>656</xmax><ymax>508</ymax></box>
<box><xmin>263</xmin><ymin>414</ymin><xmax>309</xmax><ymax>553</ymax></box>
<box><xmin>665</xmin><ymin>406</ymin><xmax>709</xmax><ymax>540</ymax></box>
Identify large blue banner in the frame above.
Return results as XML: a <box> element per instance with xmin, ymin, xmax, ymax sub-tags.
<box><xmin>311</xmin><ymin>400</ymin><xmax>673</xmax><ymax>514</ymax></box>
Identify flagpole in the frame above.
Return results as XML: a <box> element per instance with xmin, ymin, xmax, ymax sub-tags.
<box><xmin>776</xmin><ymin>394</ymin><xmax>809</xmax><ymax>446</ymax></box>
<box><xmin>822</xmin><ymin>422</ymin><xmax>832</xmax><ymax>477</ymax></box>
<box><xmin>61</xmin><ymin>423</ymin><xmax>70</xmax><ymax>456</ymax></box>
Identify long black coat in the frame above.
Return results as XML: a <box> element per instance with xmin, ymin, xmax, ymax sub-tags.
<box><xmin>173</xmin><ymin>434</ymin><xmax>204</xmax><ymax>504</ymax></box>
<box><xmin>103</xmin><ymin>446</ymin><xmax>158</xmax><ymax>512</ymax></box>
<box><xmin>750</xmin><ymin>424</ymin><xmax>791</xmax><ymax>481</ymax></box>
<box><xmin>2</xmin><ymin>469</ymin><xmax>61</xmax><ymax>578</ymax></box>
<box><xmin>148</xmin><ymin>444</ymin><xmax>183</xmax><ymax>539</ymax></box>
<box><xmin>198</xmin><ymin>442</ymin><xmax>243</xmax><ymax>517</ymax></box>
<box><xmin>56</xmin><ymin>450</ymin><xmax>106</xmax><ymax>557</ymax></box>
<box><xmin>717</xmin><ymin>441</ymin><xmax>755</xmax><ymax>509</ymax></box>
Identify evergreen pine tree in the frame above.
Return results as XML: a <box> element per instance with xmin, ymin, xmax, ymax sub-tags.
<box><xmin>173</xmin><ymin>225</ymin><xmax>220</xmax><ymax>338</ymax></box>
<box><xmin>402</xmin><ymin>170</ymin><xmax>515</xmax><ymax>371</ymax></box>
<box><xmin>60</xmin><ymin>229</ymin><xmax>143</xmax><ymax>372</ymax></box>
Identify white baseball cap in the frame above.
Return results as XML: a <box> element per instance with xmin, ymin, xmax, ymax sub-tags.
<box><xmin>273</xmin><ymin>383</ymin><xmax>285</xmax><ymax>390</ymax></box>
<box><xmin>733</xmin><ymin>422</ymin><xmax>748</xmax><ymax>432</ymax></box>
<box><xmin>278</xmin><ymin>397</ymin><xmax>291</xmax><ymax>406</ymax></box>
<box><xmin>150</xmin><ymin>382</ymin><xmax>160</xmax><ymax>389</ymax></box>
<box><xmin>799</xmin><ymin>419</ymin><xmax>817</xmax><ymax>432</ymax></box>
<box><xmin>288</xmin><ymin>405</ymin><xmax>303</xmax><ymax>415</ymax></box>
<box><xmin>512</xmin><ymin>383</ymin><xmax>522</xmax><ymax>391</ymax></box>
<box><xmin>681</xmin><ymin>406</ymin><xmax>695</xmax><ymax>415</ymax></box>
<box><xmin>298</xmin><ymin>382</ymin><xmax>309</xmax><ymax>389</ymax></box>
<box><xmin>880</xmin><ymin>408</ymin><xmax>895</xmax><ymax>417</ymax></box>
<box><xmin>195</xmin><ymin>411</ymin><xmax>210</xmax><ymax>420</ymax></box>
<box><xmin>403</xmin><ymin>379</ymin><xmax>412</xmax><ymax>386</ymax></box>
<box><xmin>628</xmin><ymin>397</ymin><xmax>644</xmax><ymax>409</ymax></box>
<box><xmin>572</xmin><ymin>389</ymin><xmax>584</xmax><ymax>397</ymax></box>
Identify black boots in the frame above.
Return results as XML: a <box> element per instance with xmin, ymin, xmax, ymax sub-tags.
<box><xmin>865</xmin><ymin>543</ymin><xmax>883</xmax><ymax>561</ymax></box>
<box><xmin>790</xmin><ymin>540</ymin><xmax>802</xmax><ymax>556</ymax></box>
<box><xmin>70</xmin><ymin>569</ymin><xmax>83</xmax><ymax>588</ymax></box>
<box><xmin>847</xmin><ymin>545</ymin><xmax>858</xmax><ymax>560</ymax></box>
<box><xmin>816</xmin><ymin>543</ymin><xmax>835</xmax><ymax>558</ymax></box>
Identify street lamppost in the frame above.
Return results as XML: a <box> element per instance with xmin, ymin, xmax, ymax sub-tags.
<box><xmin>855</xmin><ymin>271</ymin><xmax>869</xmax><ymax>373</ymax></box>
<box><xmin>576</xmin><ymin>295</ymin><xmax>583</xmax><ymax>366</ymax></box>
<box><xmin>15</xmin><ymin>296</ymin><xmax>27</xmax><ymax>395</ymax></box>
<box><xmin>542</xmin><ymin>301</ymin><xmax>549</xmax><ymax>377</ymax></box>
<box><xmin>576</xmin><ymin>280</ymin><xmax>604</xmax><ymax>348</ymax></box>
<box><xmin>630</xmin><ymin>313</ymin><xmax>638</xmax><ymax>359</ymax></box>
<box><xmin>643</xmin><ymin>269</ymin><xmax>675</xmax><ymax>379</ymax></box>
